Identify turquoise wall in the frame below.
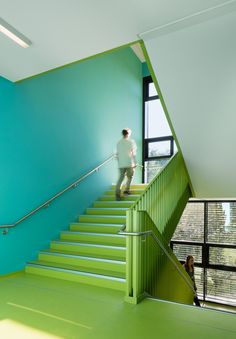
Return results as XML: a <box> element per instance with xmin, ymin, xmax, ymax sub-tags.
<box><xmin>142</xmin><ymin>62</ymin><xmax>150</xmax><ymax>77</ymax></box>
<box><xmin>0</xmin><ymin>47</ymin><xmax>142</xmax><ymax>274</ymax></box>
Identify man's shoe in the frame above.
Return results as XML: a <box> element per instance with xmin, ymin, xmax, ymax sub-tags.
<box><xmin>123</xmin><ymin>191</ymin><xmax>131</xmax><ymax>195</ymax></box>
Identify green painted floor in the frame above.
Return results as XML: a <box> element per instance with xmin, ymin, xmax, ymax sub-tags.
<box><xmin>0</xmin><ymin>273</ymin><xmax>235</xmax><ymax>339</ymax></box>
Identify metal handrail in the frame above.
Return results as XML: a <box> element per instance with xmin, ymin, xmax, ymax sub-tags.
<box><xmin>119</xmin><ymin>229</ymin><xmax>196</xmax><ymax>294</ymax></box>
<box><xmin>0</xmin><ymin>155</ymin><xmax>115</xmax><ymax>233</ymax></box>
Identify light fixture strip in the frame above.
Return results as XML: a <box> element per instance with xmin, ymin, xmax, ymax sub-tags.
<box><xmin>0</xmin><ymin>17</ymin><xmax>31</xmax><ymax>48</ymax></box>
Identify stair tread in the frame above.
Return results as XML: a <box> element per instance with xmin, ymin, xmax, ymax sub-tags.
<box><xmin>52</xmin><ymin>240</ymin><xmax>125</xmax><ymax>249</ymax></box>
<box><xmin>60</xmin><ymin>231</ymin><xmax>125</xmax><ymax>245</ymax></box>
<box><xmin>61</xmin><ymin>231</ymin><xmax>125</xmax><ymax>237</ymax></box>
<box><xmin>94</xmin><ymin>201</ymin><xmax>134</xmax><ymax>204</ymax></box>
<box><xmin>79</xmin><ymin>215</ymin><xmax>126</xmax><ymax>224</ymax></box>
<box><xmin>39</xmin><ymin>250</ymin><xmax>126</xmax><ymax>264</ymax></box>
<box><xmin>86</xmin><ymin>208</ymin><xmax>128</xmax><ymax>215</ymax></box>
<box><xmin>111</xmin><ymin>183</ymin><xmax>147</xmax><ymax>186</ymax></box>
<box><xmin>27</xmin><ymin>261</ymin><xmax>126</xmax><ymax>280</ymax></box>
<box><xmin>40</xmin><ymin>249</ymin><xmax>125</xmax><ymax>261</ymax></box>
<box><xmin>110</xmin><ymin>187</ymin><xmax>146</xmax><ymax>190</ymax></box>
<box><xmin>101</xmin><ymin>194</ymin><xmax>140</xmax><ymax>196</ymax></box>
<box><xmin>105</xmin><ymin>190</ymin><xmax>144</xmax><ymax>194</ymax></box>
<box><xmin>98</xmin><ymin>195</ymin><xmax>140</xmax><ymax>201</ymax></box>
<box><xmin>70</xmin><ymin>222</ymin><xmax>124</xmax><ymax>227</ymax></box>
<box><xmin>93</xmin><ymin>202</ymin><xmax>135</xmax><ymax>208</ymax></box>
<box><xmin>87</xmin><ymin>207</ymin><xmax>129</xmax><ymax>210</ymax></box>
<box><xmin>80</xmin><ymin>215</ymin><xmax>125</xmax><ymax>218</ymax></box>
<box><xmin>69</xmin><ymin>223</ymin><xmax>124</xmax><ymax>233</ymax></box>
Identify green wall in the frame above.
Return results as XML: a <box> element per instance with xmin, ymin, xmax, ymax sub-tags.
<box><xmin>0</xmin><ymin>47</ymin><xmax>142</xmax><ymax>274</ymax></box>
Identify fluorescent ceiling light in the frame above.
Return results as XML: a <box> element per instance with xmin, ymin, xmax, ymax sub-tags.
<box><xmin>0</xmin><ymin>17</ymin><xmax>31</xmax><ymax>48</ymax></box>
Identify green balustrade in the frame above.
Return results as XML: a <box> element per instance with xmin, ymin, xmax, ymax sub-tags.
<box><xmin>125</xmin><ymin>153</ymin><xmax>193</xmax><ymax>304</ymax></box>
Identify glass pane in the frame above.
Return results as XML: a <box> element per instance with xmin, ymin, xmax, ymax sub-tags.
<box><xmin>209</xmin><ymin>247</ymin><xmax>236</xmax><ymax>267</ymax></box>
<box><xmin>144</xmin><ymin>159</ymin><xmax>169</xmax><ymax>183</ymax></box>
<box><xmin>208</xmin><ymin>202</ymin><xmax>236</xmax><ymax>244</ymax></box>
<box><xmin>194</xmin><ymin>267</ymin><xmax>204</xmax><ymax>297</ymax></box>
<box><xmin>148</xmin><ymin>140</ymin><xmax>170</xmax><ymax>157</ymax></box>
<box><xmin>145</xmin><ymin>100</ymin><xmax>172</xmax><ymax>138</ymax></box>
<box><xmin>148</xmin><ymin>82</ymin><xmax>157</xmax><ymax>96</ymax></box>
<box><xmin>206</xmin><ymin>269</ymin><xmax>236</xmax><ymax>305</ymax></box>
<box><xmin>172</xmin><ymin>244</ymin><xmax>202</xmax><ymax>264</ymax></box>
<box><xmin>174</xmin><ymin>141</ymin><xmax>178</xmax><ymax>154</ymax></box>
<box><xmin>173</xmin><ymin>203</ymin><xmax>204</xmax><ymax>242</ymax></box>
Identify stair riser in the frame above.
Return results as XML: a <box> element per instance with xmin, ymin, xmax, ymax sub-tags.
<box><xmin>60</xmin><ymin>233</ymin><xmax>126</xmax><ymax>246</ymax></box>
<box><xmin>93</xmin><ymin>202</ymin><xmax>134</xmax><ymax>208</ymax></box>
<box><xmin>98</xmin><ymin>196</ymin><xmax>139</xmax><ymax>201</ymax></box>
<box><xmin>79</xmin><ymin>216</ymin><xmax>126</xmax><ymax>224</ymax></box>
<box><xmin>38</xmin><ymin>253</ymin><xmax>126</xmax><ymax>274</ymax></box>
<box><xmin>86</xmin><ymin>209</ymin><xmax>127</xmax><ymax>216</ymax></box>
<box><xmin>111</xmin><ymin>184</ymin><xmax>147</xmax><ymax>189</ymax></box>
<box><xmin>70</xmin><ymin>224</ymin><xmax>122</xmax><ymax>234</ymax></box>
<box><xmin>23</xmin><ymin>181</ymin><xmax>149</xmax><ymax>291</ymax></box>
<box><xmin>26</xmin><ymin>266</ymin><xmax>125</xmax><ymax>291</ymax></box>
<box><xmin>105</xmin><ymin>190</ymin><xmax>144</xmax><ymax>195</ymax></box>
<box><xmin>50</xmin><ymin>243</ymin><xmax>126</xmax><ymax>260</ymax></box>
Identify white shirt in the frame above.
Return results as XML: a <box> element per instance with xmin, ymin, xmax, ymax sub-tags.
<box><xmin>116</xmin><ymin>137</ymin><xmax>137</xmax><ymax>168</ymax></box>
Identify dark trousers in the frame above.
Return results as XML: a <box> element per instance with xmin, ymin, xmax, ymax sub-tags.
<box><xmin>194</xmin><ymin>295</ymin><xmax>201</xmax><ymax>307</ymax></box>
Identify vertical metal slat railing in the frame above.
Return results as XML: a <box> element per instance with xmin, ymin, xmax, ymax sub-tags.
<box><xmin>124</xmin><ymin>153</ymin><xmax>192</xmax><ymax>303</ymax></box>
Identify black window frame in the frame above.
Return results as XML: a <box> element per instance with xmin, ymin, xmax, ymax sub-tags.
<box><xmin>170</xmin><ymin>200</ymin><xmax>236</xmax><ymax>306</ymax></box>
<box><xmin>143</xmin><ymin>76</ymin><xmax>174</xmax><ymax>181</ymax></box>
<box><xmin>144</xmin><ymin>136</ymin><xmax>174</xmax><ymax>161</ymax></box>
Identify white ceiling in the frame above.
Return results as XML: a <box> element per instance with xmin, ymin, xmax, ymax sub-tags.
<box><xmin>0</xmin><ymin>0</ymin><xmax>228</xmax><ymax>82</ymax></box>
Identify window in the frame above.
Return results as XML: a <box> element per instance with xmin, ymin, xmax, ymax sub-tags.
<box><xmin>143</xmin><ymin>76</ymin><xmax>176</xmax><ymax>182</ymax></box>
<box><xmin>171</xmin><ymin>201</ymin><xmax>236</xmax><ymax>306</ymax></box>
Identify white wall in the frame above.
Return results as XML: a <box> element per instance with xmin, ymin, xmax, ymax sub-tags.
<box><xmin>142</xmin><ymin>8</ymin><xmax>236</xmax><ymax>198</ymax></box>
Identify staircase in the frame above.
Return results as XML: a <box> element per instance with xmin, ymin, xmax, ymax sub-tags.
<box><xmin>25</xmin><ymin>184</ymin><xmax>147</xmax><ymax>291</ymax></box>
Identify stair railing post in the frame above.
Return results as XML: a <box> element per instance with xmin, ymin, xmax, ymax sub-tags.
<box><xmin>125</xmin><ymin>209</ymin><xmax>134</xmax><ymax>302</ymax></box>
<box><xmin>132</xmin><ymin>209</ymin><xmax>139</xmax><ymax>302</ymax></box>
<box><xmin>125</xmin><ymin>208</ymin><xmax>146</xmax><ymax>304</ymax></box>
<box><xmin>134</xmin><ymin>210</ymin><xmax>147</xmax><ymax>303</ymax></box>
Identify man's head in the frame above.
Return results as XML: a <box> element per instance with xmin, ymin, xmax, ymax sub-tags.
<box><xmin>122</xmin><ymin>128</ymin><xmax>131</xmax><ymax>138</ymax></box>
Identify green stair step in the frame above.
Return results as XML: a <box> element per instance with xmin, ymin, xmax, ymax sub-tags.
<box><xmin>86</xmin><ymin>208</ymin><xmax>128</xmax><ymax>216</ymax></box>
<box><xmin>60</xmin><ymin>231</ymin><xmax>126</xmax><ymax>246</ymax></box>
<box><xmin>38</xmin><ymin>251</ymin><xmax>126</xmax><ymax>274</ymax></box>
<box><xmin>39</xmin><ymin>248</ymin><xmax>125</xmax><ymax>260</ymax></box>
<box><xmin>70</xmin><ymin>222</ymin><xmax>124</xmax><ymax>234</ymax></box>
<box><xmin>78</xmin><ymin>215</ymin><xmax>126</xmax><ymax>224</ymax></box>
<box><xmin>98</xmin><ymin>195</ymin><xmax>140</xmax><ymax>201</ymax></box>
<box><xmin>93</xmin><ymin>201</ymin><xmax>134</xmax><ymax>208</ymax></box>
<box><xmin>50</xmin><ymin>241</ymin><xmax>126</xmax><ymax>260</ymax></box>
<box><xmin>105</xmin><ymin>189</ymin><xmax>144</xmax><ymax>195</ymax></box>
<box><xmin>26</xmin><ymin>263</ymin><xmax>125</xmax><ymax>291</ymax></box>
<box><xmin>27</xmin><ymin>259</ymin><xmax>125</xmax><ymax>278</ymax></box>
<box><xmin>111</xmin><ymin>184</ymin><xmax>148</xmax><ymax>189</ymax></box>
<box><xmin>23</xmin><ymin>182</ymin><xmax>149</xmax><ymax>291</ymax></box>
